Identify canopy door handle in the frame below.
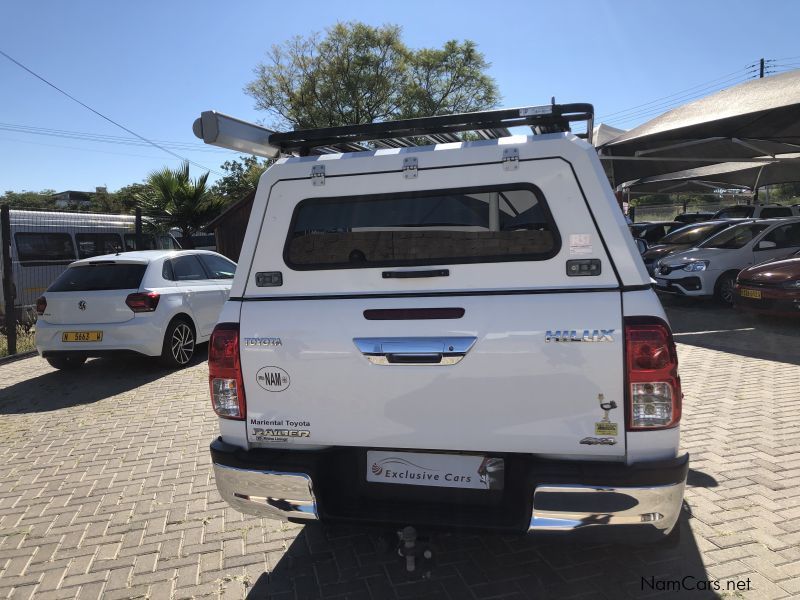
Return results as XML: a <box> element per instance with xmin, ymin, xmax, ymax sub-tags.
<box><xmin>353</xmin><ymin>337</ymin><xmax>477</xmax><ymax>366</ymax></box>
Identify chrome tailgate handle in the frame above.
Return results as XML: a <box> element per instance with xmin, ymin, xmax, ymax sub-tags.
<box><xmin>353</xmin><ymin>337</ymin><xmax>477</xmax><ymax>366</ymax></box>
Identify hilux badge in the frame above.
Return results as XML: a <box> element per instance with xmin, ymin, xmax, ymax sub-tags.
<box><xmin>545</xmin><ymin>329</ymin><xmax>614</xmax><ymax>342</ymax></box>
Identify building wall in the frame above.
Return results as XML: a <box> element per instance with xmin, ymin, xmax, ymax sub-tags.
<box><xmin>211</xmin><ymin>195</ymin><xmax>254</xmax><ymax>262</ymax></box>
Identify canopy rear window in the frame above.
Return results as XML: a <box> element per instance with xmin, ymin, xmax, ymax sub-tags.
<box><xmin>48</xmin><ymin>263</ymin><xmax>147</xmax><ymax>292</ymax></box>
<box><xmin>284</xmin><ymin>185</ymin><xmax>560</xmax><ymax>270</ymax></box>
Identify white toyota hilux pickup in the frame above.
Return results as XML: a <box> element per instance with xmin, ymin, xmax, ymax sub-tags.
<box><xmin>194</xmin><ymin>104</ymin><xmax>687</xmax><ymax>544</ymax></box>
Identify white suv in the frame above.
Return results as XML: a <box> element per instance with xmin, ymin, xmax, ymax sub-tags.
<box><xmin>654</xmin><ymin>218</ymin><xmax>800</xmax><ymax>304</ymax></box>
<box><xmin>712</xmin><ymin>204</ymin><xmax>799</xmax><ymax>219</ymax></box>
<box><xmin>35</xmin><ymin>250</ymin><xmax>236</xmax><ymax>369</ymax></box>
<box><xmin>195</xmin><ymin>105</ymin><xmax>688</xmax><ymax>544</ymax></box>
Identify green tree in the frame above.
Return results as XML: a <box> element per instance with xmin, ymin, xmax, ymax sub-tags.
<box><xmin>1</xmin><ymin>190</ymin><xmax>57</xmax><ymax>209</ymax></box>
<box><xmin>400</xmin><ymin>40</ymin><xmax>499</xmax><ymax>118</ymax></box>
<box><xmin>90</xmin><ymin>188</ymin><xmax>131</xmax><ymax>213</ymax></box>
<box><xmin>111</xmin><ymin>183</ymin><xmax>149</xmax><ymax>212</ymax></box>
<box><xmin>211</xmin><ymin>156</ymin><xmax>271</xmax><ymax>202</ymax></box>
<box><xmin>135</xmin><ymin>162</ymin><xmax>223</xmax><ymax>248</ymax></box>
<box><xmin>245</xmin><ymin>22</ymin><xmax>500</xmax><ymax>130</ymax></box>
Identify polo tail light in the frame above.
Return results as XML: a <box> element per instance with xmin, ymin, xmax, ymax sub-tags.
<box><xmin>36</xmin><ymin>296</ymin><xmax>47</xmax><ymax>316</ymax></box>
<box><xmin>625</xmin><ymin>317</ymin><xmax>682</xmax><ymax>430</ymax></box>
<box><xmin>209</xmin><ymin>323</ymin><xmax>245</xmax><ymax>420</ymax></box>
<box><xmin>125</xmin><ymin>291</ymin><xmax>160</xmax><ymax>312</ymax></box>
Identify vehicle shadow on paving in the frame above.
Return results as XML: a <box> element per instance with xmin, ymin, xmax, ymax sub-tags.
<box><xmin>0</xmin><ymin>347</ymin><xmax>208</xmax><ymax>415</ymax></box>
<box><xmin>662</xmin><ymin>296</ymin><xmax>800</xmax><ymax>366</ymax></box>
<box><xmin>243</xmin><ymin>513</ymin><xmax>720</xmax><ymax>600</ymax></box>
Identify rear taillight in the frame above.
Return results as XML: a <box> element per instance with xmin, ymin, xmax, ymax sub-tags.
<box><xmin>209</xmin><ymin>323</ymin><xmax>245</xmax><ymax>420</ymax></box>
<box><xmin>625</xmin><ymin>317</ymin><xmax>682</xmax><ymax>430</ymax></box>
<box><xmin>36</xmin><ymin>296</ymin><xmax>47</xmax><ymax>316</ymax></box>
<box><xmin>125</xmin><ymin>291</ymin><xmax>160</xmax><ymax>312</ymax></box>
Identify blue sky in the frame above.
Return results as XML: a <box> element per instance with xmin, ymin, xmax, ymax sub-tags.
<box><xmin>2</xmin><ymin>0</ymin><xmax>799</xmax><ymax>193</ymax></box>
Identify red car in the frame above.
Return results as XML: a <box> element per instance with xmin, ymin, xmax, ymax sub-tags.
<box><xmin>734</xmin><ymin>249</ymin><xmax>800</xmax><ymax>316</ymax></box>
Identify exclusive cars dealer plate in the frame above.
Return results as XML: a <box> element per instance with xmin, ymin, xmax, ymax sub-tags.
<box><xmin>366</xmin><ymin>450</ymin><xmax>504</xmax><ymax>490</ymax></box>
<box><xmin>62</xmin><ymin>331</ymin><xmax>103</xmax><ymax>342</ymax></box>
<box><xmin>739</xmin><ymin>288</ymin><xmax>762</xmax><ymax>299</ymax></box>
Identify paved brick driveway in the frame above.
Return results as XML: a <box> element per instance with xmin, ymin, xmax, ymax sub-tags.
<box><xmin>1</xmin><ymin>303</ymin><xmax>799</xmax><ymax>599</ymax></box>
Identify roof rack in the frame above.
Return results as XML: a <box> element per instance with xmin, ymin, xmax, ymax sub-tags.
<box><xmin>192</xmin><ymin>102</ymin><xmax>594</xmax><ymax>158</ymax></box>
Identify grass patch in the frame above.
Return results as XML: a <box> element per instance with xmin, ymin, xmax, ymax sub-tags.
<box><xmin>0</xmin><ymin>325</ymin><xmax>36</xmax><ymax>358</ymax></box>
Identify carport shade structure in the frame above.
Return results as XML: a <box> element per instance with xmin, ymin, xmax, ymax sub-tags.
<box><xmin>620</xmin><ymin>154</ymin><xmax>800</xmax><ymax>195</ymax></box>
<box><xmin>599</xmin><ymin>69</ymin><xmax>800</xmax><ymax>187</ymax></box>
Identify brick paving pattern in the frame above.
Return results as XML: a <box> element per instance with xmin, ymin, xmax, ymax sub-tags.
<box><xmin>1</xmin><ymin>306</ymin><xmax>799</xmax><ymax>599</ymax></box>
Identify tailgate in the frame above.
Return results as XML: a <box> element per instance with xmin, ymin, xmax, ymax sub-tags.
<box><xmin>237</xmin><ymin>156</ymin><xmax>630</xmax><ymax>458</ymax></box>
<box><xmin>240</xmin><ymin>291</ymin><xmax>624</xmax><ymax>457</ymax></box>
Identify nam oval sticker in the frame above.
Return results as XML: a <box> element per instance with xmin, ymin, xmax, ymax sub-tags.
<box><xmin>256</xmin><ymin>366</ymin><xmax>290</xmax><ymax>392</ymax></box>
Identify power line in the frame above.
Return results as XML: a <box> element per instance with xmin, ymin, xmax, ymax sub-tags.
<box><xmin>602</xmin><ymin>70</ymin><xmax>756</xmax><ymax>124</ymax></box>
<box><xmin>0</xmin><ymin>48</ymin><xmax>223</xmax><ymax>176</ymax></box>
<box><xmin>0</xmin><ymin>135</ymin><xmax>204</xmax><ymax>162</ymax></box>
<box><xmin>604</xmin><ymin>73</ymin><xmax>755</xmax><ymax>126</ymax></box>
<box><xmin>0</xmin><ymin>121</ymin><xmax>235</xmax><ymax>154</ymax></box>
<box><xmin>607</xmin><ymin>78</ymin><xmax>754</xmax><ymax>126</ymax></box>
<box><xmin>597</xmin><ymin>66</ymin><xmax>753</xmax><ymax>121</ymax></box>
<box><xmin>607</xmin><ymin>73</ymin><xmax>754</xmax><ymax>124</ymax></box>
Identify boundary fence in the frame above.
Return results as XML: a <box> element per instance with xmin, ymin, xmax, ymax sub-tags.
<box><xmin>0</xmin><ymin>205</ymin><xmax>176</xmax><ymax>357</ymax></box>
<box><xmin>627</xmin><ymin>195</ymin><xmax>794</xmax><ymax>222</ymax></box>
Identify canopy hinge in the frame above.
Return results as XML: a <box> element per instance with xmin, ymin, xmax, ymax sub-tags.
<box><xmin>311</xmin><ymin>164</ymin><xmax>325</xmax><ymax>185</ymax></box>
<box><xmin>502</xmin><ymin>148</ymin><xmax>519</xmax><ymax>170</ymax></box>
<box><xmin>403</xmin><ymin>157</ymin><xmax>418</xmax><ymax>179</ymax></box>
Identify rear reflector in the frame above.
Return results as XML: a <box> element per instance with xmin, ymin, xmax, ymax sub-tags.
<box><xmin>36</xmin><ymin>296</ymin><xmax>47</xmax><ymax>316</ymax></box>
<box><xmin>625</xmin><ymin>317</ymin><xmax>681</xmax><ymax>430</ymax></box>
<box><xmin>125</xmin><ymin>291</ymin><xmax>160</xmax><ymax>312</ymax></box>
<box><xmin>209</xmin><ymin>323</ymin><xmax>245</xmax><ymax>420</ymax></box>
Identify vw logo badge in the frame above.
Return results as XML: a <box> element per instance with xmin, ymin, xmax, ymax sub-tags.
<box><xmin>78</xmin><ymin>300</ymin><xmax>87</xmax><ymax>311</ymax></box>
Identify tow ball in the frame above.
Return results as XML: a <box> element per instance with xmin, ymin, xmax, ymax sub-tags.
<box><xmin>396</xmin><ymin>526</ymin><xmax>434</xmax><ymax>576</ymax></box>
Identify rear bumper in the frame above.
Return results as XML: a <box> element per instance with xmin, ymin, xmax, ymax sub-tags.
<box><xmin>35</xmin><ymin>317</ymin><xmax>164</xmax><ymax>357</ymax></box>
<box><xmin>210</xmin><ymin>438</ymin><xmax>688</xmax><ymax>542</ymax></box>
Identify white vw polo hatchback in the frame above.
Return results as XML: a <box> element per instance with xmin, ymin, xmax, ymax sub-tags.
<box><xmin>35</xmin><ymin>249</ymin><xmax>236</xmax><ymax>369</ymax></box>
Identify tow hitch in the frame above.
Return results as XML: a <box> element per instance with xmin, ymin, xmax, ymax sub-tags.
<box><xmin>396</xmin><ymin>526</ymin><xmax>434</xmax><ymax>577</ymax></box>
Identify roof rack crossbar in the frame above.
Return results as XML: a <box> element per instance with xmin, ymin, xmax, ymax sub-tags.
<box><xmin>193</xmin><ymin>103</ymin><xmax>594</xmax><ymax>157</ymax></box>
<box><xmin>271</xmin><ymin>103</ymin><xmax>594</xmax><ymax>153</ymax></box>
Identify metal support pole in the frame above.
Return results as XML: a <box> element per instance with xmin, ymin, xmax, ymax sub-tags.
<box><xmin>488</xmin><ymin>192</ymin><xmax>500</xmax><ymax>231</ymax></box>
<box><xmin>752</xmin><ymin>165</ymin><xmax>766</xmax><ymax>206</ymax></box>
<box><xmin>135</xmin><ymin>207</ymin><xmax>143</xmax><ymax>250</ymax></box>
<box><xmin>760</xmin><ymin>58</ymin><xmax>765</xmax><ymax>79</ymax></box>
<box><xmin>1</xmin><ymin>205</ymin><xmax>17</xmax><ymax>355</ymax></box>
